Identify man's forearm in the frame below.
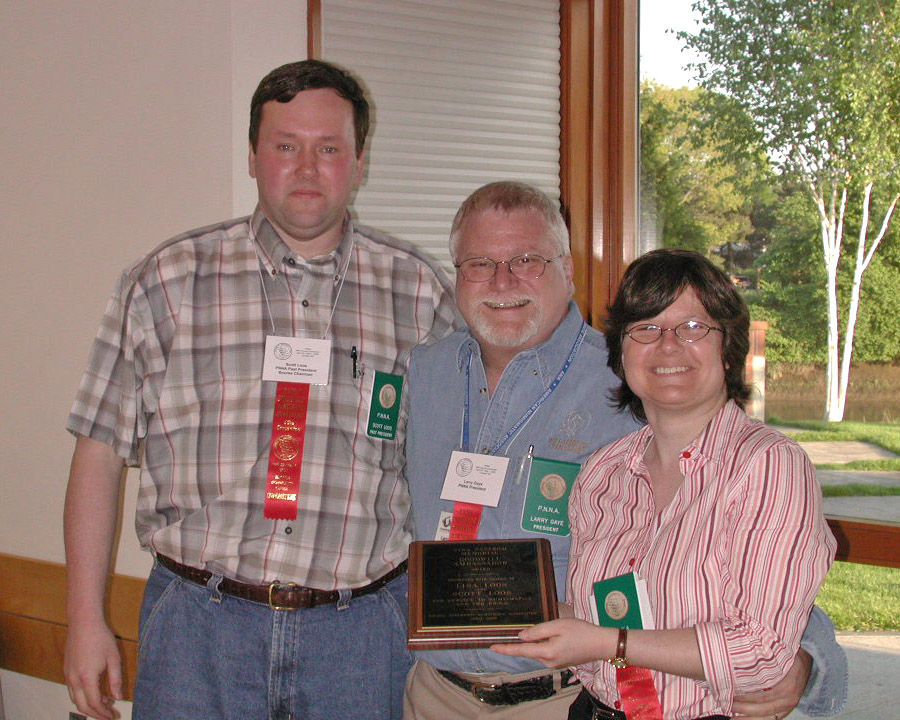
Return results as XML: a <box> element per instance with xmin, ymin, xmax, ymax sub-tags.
<box><xmin>64</xmin><ymin>435</ymin><xmax>126</xmax><ymax>622</ymax></box>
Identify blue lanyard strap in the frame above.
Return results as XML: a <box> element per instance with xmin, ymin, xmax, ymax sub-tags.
<box><xmin>463</xmin><ymin>321</ymin><xmax>587</xmax><ymax>455</ymax></box>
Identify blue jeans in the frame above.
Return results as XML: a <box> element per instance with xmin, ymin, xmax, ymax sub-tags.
<box><xmin>133</xmin><ymin>561</ymin><xmax>413</xmax><ymax>720</ymax></box>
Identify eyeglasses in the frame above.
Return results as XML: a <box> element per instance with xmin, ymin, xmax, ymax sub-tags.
<box><xmin>624</xmin><ymin>320</ymin><xmax>724</xmax><ymax>344</ymax></box>
<box><xmin>454</xmin><ymin>253</ymin><xmax>563</xmax><ymax>283</ymax></box>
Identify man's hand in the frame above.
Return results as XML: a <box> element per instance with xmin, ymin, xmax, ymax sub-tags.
<box><xmin>64</xmin><ymin>617</ymin><xmax>123</xmax><ymax>720</ymax></box>
<box><xmin>732</xmin><ymin>648</ymin><xmax>812</xmax><ymax>719</ymax></box>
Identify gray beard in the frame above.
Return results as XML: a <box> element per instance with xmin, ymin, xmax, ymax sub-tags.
<box><xmin>468</xmin><ymin>302</ymin><xmax>543</xmax><ymax>349</ymax></box>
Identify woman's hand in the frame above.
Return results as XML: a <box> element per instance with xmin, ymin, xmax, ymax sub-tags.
<box><xmin>490</xmin><ymin>618</ymin><xmax>612</xmax><ymax>668</ymax></box>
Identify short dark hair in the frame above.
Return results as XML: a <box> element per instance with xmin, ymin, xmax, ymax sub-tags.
<box><xmin>605</xmin><ymin>249</ymin><xmax>751</xmax><ymax>422</ymax></box>
<box><xmin>249</xmin><ymin>59</ymin><xmax>370</xmax><ymax>155</ymax></box>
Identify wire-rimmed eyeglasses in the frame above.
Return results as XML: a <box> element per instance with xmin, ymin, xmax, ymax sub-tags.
<box><xmin>624</xmin><ymin>320</ymin><xmax>724</xmax><ymax>344</ymax></box>
<box><xmin>454</xmin><ymin>253</ymin><xmax>563</xmax><ymax>283</ymax></box>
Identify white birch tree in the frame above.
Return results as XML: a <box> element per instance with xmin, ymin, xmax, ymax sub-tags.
<box><xmin>681</xmin><ymin>0</ymin><xmax>900</xmax><ymax>421</ymax></box>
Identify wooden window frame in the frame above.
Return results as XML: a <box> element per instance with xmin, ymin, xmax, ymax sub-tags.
<box><xmin>560</xmin><ymin>0</ymin><xmax>638</xmax><ymax>326</ymax></box>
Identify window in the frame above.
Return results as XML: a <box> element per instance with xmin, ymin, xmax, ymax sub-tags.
<box><xmin>317</xmin><ymin>0</ymin><xmax>561</xmax><ymax>272</ymax></box>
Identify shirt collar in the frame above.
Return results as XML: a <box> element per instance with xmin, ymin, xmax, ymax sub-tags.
<box><xmin>453</xmin><ymin>301</ymin><xmax>586</xmax><ymax>377</ymax></box>
<box><xmin>624</xmin><ymin>399</ymin><xmax>741</xmax><ymax>472</ymax></box>
<box><xmin>689</xmin><ymin>399</ymin><xmax>743</xmax><ymax>464</ymax></box>
<box><xmin>251</xmin><ymin>206</ymin><xmax>353</xmax><ymax>278</ymax></box>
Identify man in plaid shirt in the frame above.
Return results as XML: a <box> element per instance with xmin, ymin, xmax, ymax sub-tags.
<box><xmin>63</xmin><ymin>59</ymin><xmax>458</xmax><ymax>720</ymax></box>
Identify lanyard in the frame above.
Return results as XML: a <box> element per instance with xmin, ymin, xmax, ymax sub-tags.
<box><xmin>461</xmin><ymin>321</ymin><xmax>587</xmax><ymax>455</ymax></box>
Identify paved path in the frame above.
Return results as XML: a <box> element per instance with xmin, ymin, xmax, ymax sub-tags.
<box><xmin>770</xmin><ymin>433</ymin><xmax>900</xmax><ymax>520</ymax></box>
<box><xmin>796</xmin><ymin>440</ymin><xmax>899</xmax><ymax>465</ymax></box>
<box><xmin>792</xmin><ymin>633</ymin><xmax>900</xmax><ymax>720</ymax></box>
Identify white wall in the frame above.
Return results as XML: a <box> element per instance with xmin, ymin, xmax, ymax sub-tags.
<box><xmin>0</xmin><ymin>1</ymin><xmax>305</xmax><ymax>716</ymax></box>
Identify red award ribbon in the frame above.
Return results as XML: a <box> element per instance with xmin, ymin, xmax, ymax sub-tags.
<box><xmin>264</xmin><ymin>381</ymin><xmax>311</xmax><ymax>520</ymax></box>
<box><xmin>448</xmin><ymin>501</ymin><xmax>483</xmax><ymax>540</ymax></box>
<box><xmin>616</xmin><ymin>666</ymin><xmax>664</xmax><ymax>720</ymax></box>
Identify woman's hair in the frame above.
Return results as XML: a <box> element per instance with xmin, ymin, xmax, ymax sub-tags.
<box><xmin>604</xmin><ymin>248</ymin><xmax>751</xmax><ymax>421</ymax></box>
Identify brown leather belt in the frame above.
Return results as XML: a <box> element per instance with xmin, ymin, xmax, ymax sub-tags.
<box><xmin>156</xmin><ymin>554</ymin><xmax>407</xmax><ymax>610</ymax></box>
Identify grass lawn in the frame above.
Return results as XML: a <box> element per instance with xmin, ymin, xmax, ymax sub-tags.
<box><xmin>769</xmin><ymin>418</ymin><xmax>900</xmax><ymax>629</ymax></box>
<box><xmin>770</xmin><ymin>417</ymin><xmax>900</xmax><ymax>471</ymax></box>
<box><xmin>817</xmin><ymin>561</ymin><xmax>900</xmax><ymax>631</ymax></box>
<box><xmin>821</xmin><ymin>483</ymin><xmax>900</xmax><ymax>496</ymax></box>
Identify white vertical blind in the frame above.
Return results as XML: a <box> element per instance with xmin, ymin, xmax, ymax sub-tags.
<box><xmin>322</xmin><ymin>0</ymin><xmax>561</xmax><ymax>271</ymax></box>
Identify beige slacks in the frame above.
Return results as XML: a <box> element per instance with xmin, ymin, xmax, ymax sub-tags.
<box><xmin>403</xmin><ymin>660</ymin><xmax>582</xmax><ymax>720</ymax></box>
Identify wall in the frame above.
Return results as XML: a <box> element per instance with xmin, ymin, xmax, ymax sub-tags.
<box><xmin>0</xmin><ymin>2</ymin><xmax>305</xmax><ymax>717</ymax></box>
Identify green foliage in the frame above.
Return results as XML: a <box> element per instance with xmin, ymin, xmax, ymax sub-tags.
<box><xmin>682</xmin><ymin>0</ymin><xmax>900</xmax><ymax>183</ymax></box>
<box><xmin>639</xmin><ymin>82</ymin><xmax>769</xmax><ymax>266</ymax></box>
<box><xmin>748</xmin><ymin>182</ymin><xmax>900</xmax><ymax>363</ymax></box>
<box><xmin>844</xmin><ymin>257</ymin><xmax>900</xmax><ymax>362</ymax></box>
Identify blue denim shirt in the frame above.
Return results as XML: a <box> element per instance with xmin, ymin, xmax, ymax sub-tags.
<box><xmin>405</xmin><ymin>302</ymin><xmax>847</xmax><ymax>713</ymax></box>
<box><xmin>406</xmin><ymin>304</ymin><xmax>638</xmax><ymax>674</ymax></box>
<box><xmin>798</xmin><ymin>606</ymin><xmax>848</xmax><ymax>715</ymax></box>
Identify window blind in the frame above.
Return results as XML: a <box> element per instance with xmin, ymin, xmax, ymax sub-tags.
<box><xmin>321</xmin><ymin>0</ymin><xmax>561</xmax><ymax>271</ymax></box>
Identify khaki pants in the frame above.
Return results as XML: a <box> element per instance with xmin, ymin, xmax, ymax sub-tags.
<box><xmin>403</xmin><ymin>660</ymin><xmax>582</xmax><ymax>720</ymax></box>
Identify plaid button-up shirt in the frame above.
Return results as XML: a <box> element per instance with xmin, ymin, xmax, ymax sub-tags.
<box><xmin>68</xmin><ymin>208</ymin><xmax>459</xmax><ymax>588</ymax></box>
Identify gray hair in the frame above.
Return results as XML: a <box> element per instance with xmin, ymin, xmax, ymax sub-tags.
<box><xmin>449</xmin><ymin>181</ymin><xmax>570</xmax><ymax>262</ymax></box>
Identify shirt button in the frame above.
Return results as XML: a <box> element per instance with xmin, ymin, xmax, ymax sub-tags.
<box><xmin>479</xmin><ymin>387</ymin><xmax>487</xmax><ymax>394</ymax></box>
<box><xmin>284</xmin><ymin>526</ymin><xmax>293</xmax><ymax>535</ymax></box>
<box><xmin>681</xmin><ymin>450</ymin><xmax>691</xmax><ymax>459</ymax></box>
<box><xmin>287</xmin><ymin>257</ymin><xmax>296</xmax><ymax>266</ymax></box>
<box><xmin>629</xmin><ymin>557</ymin><xmax>636</xmax><ymax>567</ymax></box>
<box><xmin>614</xmin><ymin>701</ymin><xmax>621</xmax><ymax>709</ymax></box>
<box><xmin>301</xmin><ymin>299</ymin><xmax>309</xmax><ymax>308</ymax></box>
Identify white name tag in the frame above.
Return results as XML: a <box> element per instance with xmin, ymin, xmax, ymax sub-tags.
<box><xmin>262</xmin><ymin>336</ymin><xmax>332</xmax><ymax>385</ymax></box>
<box><xmin>439</xmin><ymin>450</ymin><xmax>509</xmax><ymax>507</ymax></box>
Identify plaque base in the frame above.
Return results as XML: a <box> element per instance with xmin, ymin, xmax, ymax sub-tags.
<box><xmin>407</xmin><ymin>538</ymin><xmax>558</xmax><ymax>650</ymax></box>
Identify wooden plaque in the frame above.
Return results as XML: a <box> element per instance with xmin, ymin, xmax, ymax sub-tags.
<box><xmin>407</xmin><ymin>538</ymin><xmax>558</xmax><ymax>650</ymax></box>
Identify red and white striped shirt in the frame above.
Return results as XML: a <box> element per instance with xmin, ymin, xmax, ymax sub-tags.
<box><xmin>67</xmin><ymin>208</ymin><xmax>459</xmax><ymax>588</ymax></box>
<box><xmin>568</xmin><ymin>400</ymin><xmax>835</xmax><ymax>719</ymax></box>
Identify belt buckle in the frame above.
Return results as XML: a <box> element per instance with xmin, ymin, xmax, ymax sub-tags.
<box><xmin>471</xmin><ymin>680</ymin><xmax>500</xmax><ymax>703</ymax></box>
<box><xmin>268</xmin><ymin>581</ymin><xmax>303</xmax><ymax>610</ymax></box>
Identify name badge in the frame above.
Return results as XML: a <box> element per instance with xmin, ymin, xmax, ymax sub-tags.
<box><xmin>366</xmin><ymin>371</ymin><xmax>402</xmax><ymax>439</ymax></box>
<box><xmin>439</xmin><ymin>450</ymin><xmax>509</xmax><ymax>507</ymax></box>
<box><xmin>520</xmin><ymin>457</ymin><xmax>580</xmax><ymax>536</ymax></box>
<box><xmin>263</xmin><ymin>336</ymin><xmax>331</xmax><ymax>385</ymax></box>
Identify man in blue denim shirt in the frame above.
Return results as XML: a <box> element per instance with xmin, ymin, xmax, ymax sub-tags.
<box><xmin>402</xmin><ymin>181</ymin><xmax>847</xmax><ymax>719</ymax></box>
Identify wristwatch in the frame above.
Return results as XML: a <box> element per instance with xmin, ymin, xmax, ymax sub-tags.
<box><xmin>607</xmin><ymin>627</ymin><xmax>629</xmax><ymax>669</ymax></box>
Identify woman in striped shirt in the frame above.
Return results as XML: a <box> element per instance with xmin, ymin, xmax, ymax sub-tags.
<box><xmin>493</xmin><ymin>249</ymin><xmax>835</xmax><ymax>720</ymax></box>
